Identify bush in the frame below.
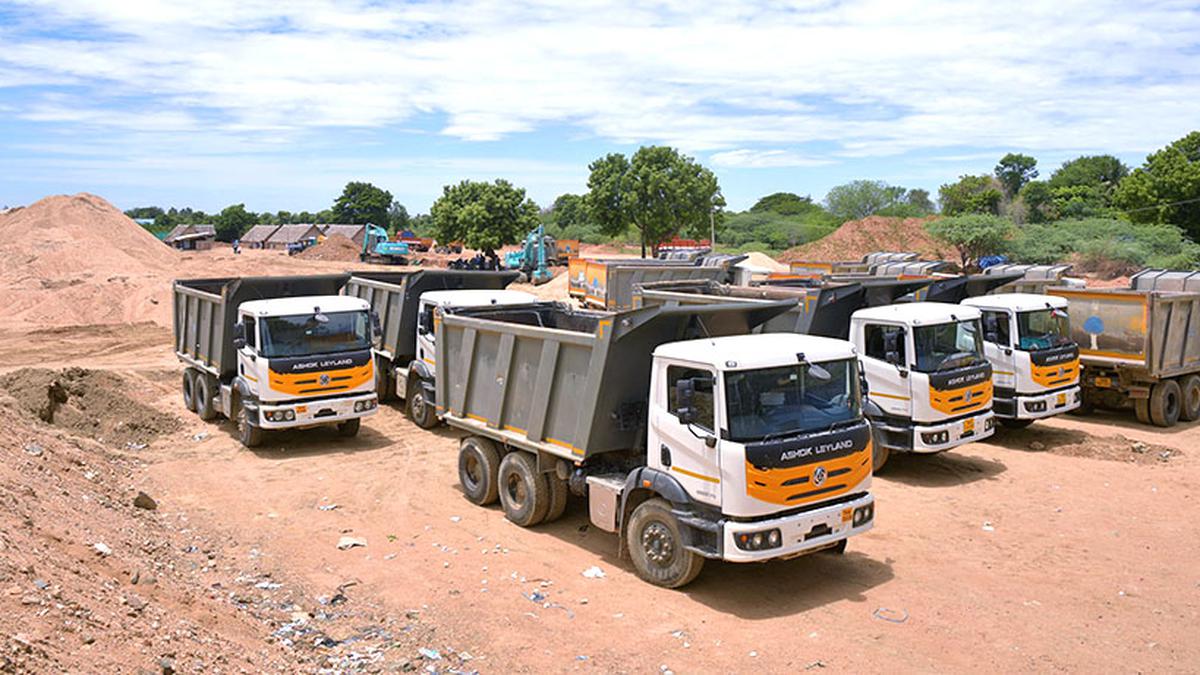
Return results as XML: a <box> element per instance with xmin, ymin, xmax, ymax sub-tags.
<box><xmin>925</xmin><ymin>214</ymin><xmax>1015</xmax><ymax>269</ymax></box>
<box><xmin>716</xmin><ymin>210</ymin><xmax>838</xmax><ymax>253</ymax></box>
<box><xmin>1008</xmin><ymin>218</ymin><xmax>1200</xmax><ymax>271</ymax></box>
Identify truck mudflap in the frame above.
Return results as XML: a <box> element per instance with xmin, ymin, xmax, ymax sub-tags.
<box><xmin>995</xmin><ymin>385</ymin><xmax>1081</xmax><ymax>420</ymax></box>
<box><xmin>721</xmin><ymin>493</ymin><xmax>875</xmax><ymax>563</ymax></box>
<box><xmin>257</xmin><ymin>391</ymin><xmax>378</xmax><ymax>429</ymax></box>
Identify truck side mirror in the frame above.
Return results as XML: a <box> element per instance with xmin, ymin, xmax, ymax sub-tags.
<box><xmin>674</xmin><ymin>379</ymin><xmax>697</xmax><ymax>424</ymax></box>
<box><xmin>232</xmin><ymin>323</ymin><xmax>247</xmax><ymax>350</ymax></box>
<box><xmin>983</xmin><ymin>315</ymin><xmax>1001</xmax><ymax>344</ymax></box>
<box><xmin>370</xmin><ymin>311</ymin><xmax>382</xmax><ymax>338</ymax></box>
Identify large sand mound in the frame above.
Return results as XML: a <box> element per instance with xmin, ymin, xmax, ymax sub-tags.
<box><xmin>0</xmin><ymin>194</ymin><xmax>180</xmax><ymax>327</ymax></box>
<box><xmin>779</xmin><ymin>215</ymin><xmax>947</xmax><ymax>263</ymax></box>
<box><xmin>297</xmin><ymin>233</ymin><xmax>360</xmax><ymax>262</ymax></box>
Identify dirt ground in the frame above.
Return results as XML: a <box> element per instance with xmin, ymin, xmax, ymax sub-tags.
<box><xmin>2</xmin><ymin>195</ymin><xmax>1198</xmax><ymax>672</ymax></box>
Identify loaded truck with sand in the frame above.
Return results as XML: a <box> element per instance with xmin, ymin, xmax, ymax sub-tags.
<box><xmin>174</xmin><ymin>275</ymin><xmax>380</xmax><ymax>447</ymax></box>
<box><xmin>434</xmin><ymin>299</ymin><xmax>876</xmax><ymax>588</ymax></box>
<box><xmin>343</xmin><ymin>270</ymin><xmax>530</xmax><ymax>428</ymax></box>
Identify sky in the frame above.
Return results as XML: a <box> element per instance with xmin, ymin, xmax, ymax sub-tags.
<box><xmin>0</xmin><ymin>0</ymin><xmax>1197</xmax><ymax>214</ymax></box>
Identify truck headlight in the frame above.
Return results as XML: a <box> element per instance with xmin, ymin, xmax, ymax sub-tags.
<box><xmin>921</xmin><ymin>430</ymin><xmax>949</xmax><ymax>445</ymax></box>
<box><xmin>735</xmin><ymin>528</ymin><xmax>783</xmax><ymax>551</ymax></box>
<box><xmin>354</xmin><ymin>400</ymin><xmax>376</xmax><ymax>412</ymax></box>
<box><xmin>984</xmin><ymin>416</ymin><xmax>994</xmax><ymax>430</ymax></box>
<box><xmin>852</xmin><ymin>503</ymin><xmax>874</xmax><ymax>527</ymax></box>
<box><xmin>284</xmin><ymin>410</ymin><xmax>295</xmax><ymax>421</ymax></box>
<box><xmin>1024</xmin><ymin>401</ymin><xmax>1046</xmax><ymax>413</ymax></box>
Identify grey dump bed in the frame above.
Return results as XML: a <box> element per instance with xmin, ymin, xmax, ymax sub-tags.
<box><xmin>435</xmin><ymin>300</ymin><xmax>793</xmax><ymax>461</ymax></box>
<box><xmin>1047</xmin><ymin>285</ymin><xmax>1200</xmax><ymax>379</ymax></box>
<box><xmin>173</xmin><ymin>275</ymin><xmax>350</xmax><ymax>379</ymax></box>
<box><xmin>343</xmin><ymin>270</ymin><xmax>519</xmax><ymax>363</ymax></box>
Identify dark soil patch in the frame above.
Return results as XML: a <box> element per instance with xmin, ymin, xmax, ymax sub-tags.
<box><xmin>992</xmin><ymin>424</ymin><xmax>1179</xmax><ymax>464</ymax></box>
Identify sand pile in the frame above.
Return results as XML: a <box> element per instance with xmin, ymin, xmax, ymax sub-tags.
<box><xmin>0</xmin><ymin>194</ymin><xmax>179</xmax><ymax>327</ymax></box>
<box><xmin>739</xmin><ymin>251</ymin><xmax>787</xmax><ymax>273</ymax></box>
<box><xmin>779</xmin><ymin>215</ymin><xmax>946</xmax><ymax>263</ymax></box>
<box><xmin>297</xmin><ymin>233</ymin><xmax>360</xmax><ymax>262</ymax></box>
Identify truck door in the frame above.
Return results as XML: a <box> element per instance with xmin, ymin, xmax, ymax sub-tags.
<box><xmin>415</xmin><ymin>300</ymin><xmax>437</xmax><ymax>367</ymax></box>
<box><xmin>860</xmin><ymin>322</ymin><xmax>913</xmax><ymax>418</ymax></box>
<box><xmin>237</xmin><ymin>314</ymin><xmax>261</xmax><ymax>397</ymax></box>
<box><xmin>650</xmin><ymin>363</ymin><xmax>721</xmax><ymax>507</ymax></box>
<box><xmin>980</xmin><ymin>309</ymin><xmax>1016</xmax><ymax>392</ymax></box>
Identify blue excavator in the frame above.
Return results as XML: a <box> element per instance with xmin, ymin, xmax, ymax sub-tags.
<box><xmin>503</xmin><ymin>224</ymin><xmax>553</xmax><ymax>285</ymax></box>
<box><xmin>360</xmin><ymin>223</ymin><xmax>410</xmax><ymax>264</ymax></box>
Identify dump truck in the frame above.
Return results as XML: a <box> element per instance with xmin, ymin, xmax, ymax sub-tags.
<box><xmin>173</xmin><ymin>275</ymin><xmax>379</xmax><ymax>447</ymax></box>
<box><xmin>343</xmin><ymin>270</ymin><xmax>528</xmax><ymax>428</ymax></box>
<box><xmin>568</xmin><ymin>257</ymin><xmax>734</xmax><ymax>310</ymax></box>
<box><xmin>784</xmin><ymin>252</ymin><xmax>921</xmax><ymax>278</ymax></box>
<box><xmin>435</xmin><ymin>300</ymin><xmax>877</xmax><ymax>588</ymax></box>
<box><xmin>1047</xmin><ymin>272</ymin><xmax>1200</xmax><ymax>427</ymax></box>
<box><xmin>961</xmin><ymin>293</ymin><xmax>1081</xmax><ymax>427</ymax></box>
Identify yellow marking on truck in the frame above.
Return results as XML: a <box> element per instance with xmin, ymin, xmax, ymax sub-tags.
<box><xmin>870</xmin><ymin>391</ymin><xmax>911</xmax><ymax>401</ymax></box>
<box><xmin>268</xmin><ymin>362</ymin><xmax>372</xmax><ymax>396</ymax></box>
<box><xmin>1052</xmin><ymin>290</ymin><xmax>1147</xmax><ymax>303</ymax></box>
<box><xmin>546</xmin><ymin>437</ymin><xmax>584</xmax><ymax>455</ymax></box>
<box><xmin>745</xmin><ymin>443</ymin><xmax>871</xmax><ymax>506</ymax></box>
<box><xmin>242</xmin><ymin>374</ymin><xmax>258</xmax><ymax>382</ymax></box>
<box><xmin>671</xmin><ymin>465</ymin><xmax>720</xmax><ymax>484</ymax></box>
<box><xmin>1080</xmin><ymin>348</ymin><xmax>1144</xmax><ymax>360</ymax></box>
<box><xmin>1093</xmin><ymin>376</ymin><xmax>1113</xmax><ymax>388</ymax></box>
<box><xmin>597</xmin><ymin>319</ymin><xmax>612</xmax><ymax>339</ymax></box>
<box><xmin>502</xmin><ymin>424</ymin><xmax>527</xmax><ymax>435</ymax></box>
<box><xmin>993</xmin><ymin>370</ymin><xmax>1014</xmax><ymax>376</ymax></box>
<box><xmin>422</xmin><ymin>358</ymin><xmax>436</xmax><ymax>366</ymax></box>
<box><xmin>1031</xmin><ymin>357</ymin><xmax>1079</xmax><ymax>388</ymax></box>
<box><xmin>929</xmin><ymin>379</ymin><xmax>992</xmax><ymax>415</ymax></box>
<box><xmin>466</xmin><ymin>413</ymin><xmax>489</xmax><ymax>424</ymax></box>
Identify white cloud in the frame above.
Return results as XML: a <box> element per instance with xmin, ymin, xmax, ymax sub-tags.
<box><xmin>710</xmin><ymin>149</ymin><xmax>833</xmax><ymax>168</ymax></box>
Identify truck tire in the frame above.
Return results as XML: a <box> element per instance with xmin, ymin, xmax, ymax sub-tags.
<box><xmin>1134</xmin><ymin>398</ymin><xmax>1151</xmax><ymax>424</ymax></box>
<box><xmin>235</xmin><ymin>397</ymin><xmax>264</xmax><ymax>448</ymax></box>
<box><xmin>1000</xmin><ymin>418</ymin><xmax>1034</xmax><ymax>429</ymax></box>
<box><xmin>1178</xmin><ymin>375</ymin><xmax>1200</xmax><ymax>422</ymax></box>
<box><xmin>458</xmin><ymin>437</ymin><xmax>501</xmax><ymax>505</ymax></box>
<box><xmin>375</xmin><ymin>358</ymin><xmax>394</xmax><ymax>402</ymax></box>
<box><xmin>406</xmin><ymin>378</ymin><xmax>439</xmax><ymax>429</ymax></box>
<box><xmin>195</xmin><ymin>375</ymin><xmax>217</xmax><ymax>421</ymax></box>
<box><xmin>497</xmin><ymin>451</ymin><xmax>550</xmax><ymax>527</ymax></box>
<box><xmin>626</xmin><ymin>498</ymin><xmax>704</xmax><ymax>589</ymax></box>
<box><xmin>544</xmin><ymin>475</ymin><xmax>569</xmax><ymax>523</ymax></box>
<box><xmin>1149</xmin><ymin>380</ymin><xmax>1182</xmax><ymax>427</ymax></box>
<box><xmin>870</xmin><ymin>425</ymin><xmax>889</xmax><ymax>473</ymax></box>
<box><xmin>337</xmin><ymin>418</ymin><xmax>361</xmax><ymax>437</ymax></box>
<box><xmin>182</xmin><ymin>369</ymin><xmax>197</xmax><ymax>413</ymax></box>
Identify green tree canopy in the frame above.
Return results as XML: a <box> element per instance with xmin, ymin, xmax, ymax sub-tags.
<box><xmin>1049</xmin><ymin>155</ymin><xmax>1129</xmax><ymax>191</ymax></box>
<box><xmin>995</xmin><ymin>153</ymin><xmax>1038</xmax><ymax>196</ymax></box>
<box><xmin>430</xmin><ymin>179</ymin><xmax>540</xmax><ymax>251</ymax></box>
<box><xmin>1114</xmin><ymin>131</ymin><xmax>1200</xmax><ymax>239</ymax></box>
<box><xmin>332</xmin><ymin>181</ymin><xmax>393</xmax><ymax>225</ymax></box>
<box><xmin>925</xmin><ymin>214</ymin><xmax>1014</xmax><ymax>269</ymax></box>
<box><xmin>823</xmin><ymin>180</ymin><xmax>907</xmax><ymax>222</ymax></box>
<box><xmin>584</xmin><ymin>146</ymin><xmax>724</xmax><ymax>257</ymax></box>
<box><xmin>750</xmin><ymin>192</ymin><xmax>815</xmax><ymax>215</ymax></box>
<box><xmin>214</xmin><ymin>203</ymin><xmax>256</xmax><ymax>242</ymax></box>
<box><xmin>939</xmin><ymin>175</ymin><xmax>1004</xmax><ymax>216</ymax></box>
<box><xmin>388</xmin><ymin>201</ymin><xmax>410</xmax><ymax>233</ymax></box>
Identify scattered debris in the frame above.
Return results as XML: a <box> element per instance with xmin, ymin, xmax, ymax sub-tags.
<box><xmin>133</xmin><ymin>491</ymin><xmax>158</xmax><ymax>510</ymax></box>
<box><xmin>873</xmin><ymin>607</ymin><xmax>909</xmax><ymax>623</ymax></box>
<box><xmin>450</xmin><ymin>516</ymin><xmax>462</xmax><ymax>523</ymax></box>
<box><xmin>1029</xmin><ymin>441</ymin><xmax>1046</xmax><ymax>452</ymax></box>
<box><xmin>418</xmin><ymin>648</ymin><xmax>441</xmax><ymax>660</ymax></box>
<box><xmin>23</xmin><ymin>443</ymin><xmax>43</xmax><ymax>457</ymax></box>
<box><xmin>337</xmin><ymin>536</ymin><xmax>367</xmax><ymax>550</ymax></box>
<box><xmin>581</xmin><ymin>566</ymin><xmax>606</xmax><ymax>579</ymax></box>
<box><xmin>93</xmin><ymin>542</ymin><xmax>112</xmax><ymax>556</ymax></box>
<box><xmin>1131</xmin><ymin>441</ymin><xmax>1148</xmax><ymax>453</ymax></box>
<box><xmin>317</xmin><ymin>504</ymin><xmax>339</xmax><ymax>512</ymax></box>
<box><xmin>982</xmin><ymin>522</ymin><xmax>995</xmax><ymax>532</ymax></box>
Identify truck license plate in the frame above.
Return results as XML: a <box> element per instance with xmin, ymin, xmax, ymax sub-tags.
<box><xmin>1094</xmin><ymin>376</ymin><xmax>1112</xmax><ymax>388</ymax></box>
<box><xmin>1056</xmin><ymin>393</ymin><xmax>1066</xmax><ymax>406</ymax></box>
<box><xmin>962</xmin><ymin>418</ymin><xmax>975</xmax><ymax>434</ymax></box>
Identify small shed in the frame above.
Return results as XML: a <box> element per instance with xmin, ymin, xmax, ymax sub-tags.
<box><xmin>265</xmin><ymin>224</ymin><xmax>323</xmax><ymax>250</ymax></box>
<box><xmin>163</xmin><ymin>223</ymin><xmax>216</xmax><ymax>251</ymax></box>
<box><xmin>240</xmin><ymin>224</ymin><xmax>282</xmax><ymax>249</ymax></box>
<box><xmin>320</xmin><ymin>224</ymin><xmax>367</xmax><ymax>248</ymax></box>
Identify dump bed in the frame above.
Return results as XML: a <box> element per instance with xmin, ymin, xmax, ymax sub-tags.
<box><xmin>567</xmin><ymin>258</ymin><xmax>730</xmax><ymax>310</ymax></box>
<box><xmin>633</xmin><ymin>278</ymin><xmax>928</xmax><ymax>339</ymax></box>
<box><xmin>435</xmin><ymin>300</ymin><xmax>794</xmax><ymax>461</ymax></box>
<box><xmin>344</xmin><ymin>269</ymin><xmax>520</xmax><ymax>363</ymax></box>
<box><xmin>1046</xmin><ymin>287</ymin><xmax>1200</xmax><ymax>378</ymax></box>
<box><xmin>173</xmin><ymin>274</ymin><xmax>350</xmax><ymax>380</ymax></box>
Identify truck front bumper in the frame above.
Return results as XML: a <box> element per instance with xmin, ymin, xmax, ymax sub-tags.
<box><xmin>997</xmin><ymin>386</ymin><xmax>1081</xmax><ymax>420</ymax></box>
<box><xmin>911</xmin><ymin>410</ymin><xmax>995</xmax><ymax>452</ymax></box>
<box><xmin>257</xmin><ymin>392</ymin><xmax>378</xmax><ymax>429</ymax></box>
<box><xmin>721</xmin><ymin>493</ymin><xmax>875</xmax><ymax>563</ymax></box>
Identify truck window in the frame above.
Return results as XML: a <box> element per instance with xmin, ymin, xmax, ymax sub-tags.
<box><xmin>981</xmin><ymin>310</ymin><xmax>1010</xmax><ymax>346</ymax></box>
<box><xmin>864</xmin><ymin>324</ymin><xmax>906</xmax><ymax>363</ymax></box>
<box><xmin>667</xmin><ymin>366</ymin><xmax>715</xmax><ymax>432</ymax></box>
<box><xmin>419</xmin><ymin>305</ymin><xmax>436</xmax><ymax>339</ymax></box>
<box><xmin>260</xmin><ymin>310</ymin><xmax>371</xmax><ymax>358</ymax></box>
<box><xmin>243</xmin><ymin>316</ymin><xmax>257</xmax><ymax>349</ymax></box>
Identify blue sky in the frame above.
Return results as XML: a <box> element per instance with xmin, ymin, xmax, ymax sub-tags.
<box><xmin>1</xmin><ymin>0</ymin><xmax>1197</xmax><ymax>214</ymax></box>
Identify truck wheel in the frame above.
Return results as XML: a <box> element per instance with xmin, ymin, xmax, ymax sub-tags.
<box><xmin>870</xmin><ymin>425</ymin><xmax>889</xmax><ymax>473</ymax></box>
<box><xmin>406</xmin><ymin>378</ymin><xmax>439</xmax><ymax>429</ymax></box>
<box><xmin>497</xmin><ymin>452</ymin><xmax>550</xmax><ymax>527</ymax></box>
<box><xmin>182</xmin><ymin>369</ymin><xmax>197</xmax><ymax>413</ymax></box>
<box><xmin>195</xmin><ymin>375</ymin><xmax>217</xmax><ymax>421</ymax></box>
<box><xmin>236</xmin><ymin>398</ymin><xmax>264</xmax><ymax>448</ymax></box>
<box><xmin>458</xmin><ymin>437</ymin><xmax>501</xmax><ymax>505</ymax></box>
<box><xmin>337</xmin><ymin>418</ymin><xmax>361</xmax><ymax>437</ymax></box>
<box><xmin>626</xmin><ymin>498</ymin><xmax>704</xmax><ymax>589</ymax></box>
<box><xmin>1178</xmin><ymin>375</ymin><xmax>1200</xmax><ymax>422</ymax></box>
<box><xmin>544</xmin><ymin>475</ymin><xmax>569</xmax><ymax>523</ymax></box>
<box><xmin>1134</xmin><ymin>398</ymin><xmax>1151</xmax><ymax>424</ymax></box>
<box><xmin>1149</xmin><ymin>380</ymin><xmax>1182</xmax><ymax>427</ymax></box>
<box><xmin>1000</xmin><ymin>418</ymin><xmax>1034</xmax><ymax>429</ymax></box>
<box><xmin>374</xmin><ymin>358</ymin><xmax>393</xmax><ymax>402</ymax></box>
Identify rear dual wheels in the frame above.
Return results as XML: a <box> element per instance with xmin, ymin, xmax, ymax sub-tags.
<box><xmin>182</xmin><ymin>369</ymin><xmax>216</xmax><ymax>420</ymax></box>
<box><xmin>460</xmin><ymin>442</ymin><xmax>569</xmax><ymax>524</ymax></box>
<box><xmin>1149</xmin><ymin>379</ymin><xmax>1181</xmax><ymax>427</ymax></box>
<box><xmin>626</xmin><ymin>498</ymin><xmax>704</xmax><ymax>588</ymax></box>
<box><xmin>1179</xmin><ymin>375</ymin><xmax>1200</xmax><ymax>422</ymax></box>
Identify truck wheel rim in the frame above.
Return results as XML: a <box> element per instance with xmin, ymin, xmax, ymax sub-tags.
<box><xmin>642</xmin><ymin>522</ymin><xmax>675</xmax><ymax>566</ymax></box>
<box><xmin>412</xmin><ymin>392</ymin><xmax>426</xmax><ymax>419</ymax></box>
<box><xmin>505</xmin><ymin>474</ymin><xmax>526</xmax><ymax>508</ymax></box>
<box><xmin>464</xmin><ymin>454</ymin><xmax>482</xmax><ymax>490</ymax></box>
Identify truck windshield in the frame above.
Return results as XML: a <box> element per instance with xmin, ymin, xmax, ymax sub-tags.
<box><xmin>1017</xmin><ymin>308</ymin><xmax>1072</xmax><ymax>351</ymax></box>
<box><xmin>724</xmin><ymin>359</ymin><xmax>861</xmax><ymax>442</ymax></box>
<box><xmin>913</xmin><ymin>320</ymin><xmax>984</xmax><ymax>373</ymax></box>
<box><xmin>259</xmin><ymin>310</ymin><xmax>370</xmax><ymax>358</ymax></box>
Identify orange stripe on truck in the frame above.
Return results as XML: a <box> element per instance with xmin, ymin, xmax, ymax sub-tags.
<box><xmin>745</xmin><ymin>444</ymin><xmax>871</xmax><ymax>506</ymax></box>
<box><xmin>268</xmin><ymin>362</ymin><xmax>372</xmax><ymax>396</ymax></box>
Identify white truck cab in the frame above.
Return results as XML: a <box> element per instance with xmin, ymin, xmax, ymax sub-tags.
<box><xmin>850</xmin><ymin>302</ymin><xmax>995</xmax><ymax>467</ymax></box>
<box><xmin>961</xmin><ymin>293</ymin><xmax>1081</xmax><ymax>427</ymax></box>
<box><xmin>648</xmin><ymin>333</ymin><xmax>875</xmax><ymax>564</ymax></box>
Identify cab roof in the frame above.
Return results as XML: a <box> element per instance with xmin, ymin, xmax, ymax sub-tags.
<box><xmin>653</xmin><ymin>333</ymin><xmax>856</xmax><ymax>371</ymax></box>
<box><xmin>851</xmin><ymin>302</ymin><xmax>980</xmax><ymax>326</ymax></box>
<box><xmin>240</xmin><ymin>295</ymin><xmax>368</xmax><ymax>317</ymax></box>
<box><xmin>420</xmin><ymin>289</ymin><xmax>538</xmax><ymax>307</ymax></box>
<box><xmin>962</xmin><ymin>293</ymin><xmax>1069</xmax><ymax>313</ymax></box>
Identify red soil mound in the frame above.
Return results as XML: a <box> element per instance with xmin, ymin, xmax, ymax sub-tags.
<box><xmin>778</xmin><ymin>215</ymin><xmax>947</xmax><ymax>263</ymax></box>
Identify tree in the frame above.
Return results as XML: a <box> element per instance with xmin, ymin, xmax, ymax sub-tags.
<box><xmin>750</xmin><ymin>192</ymin><xmax>814</xmax><ymax>215</ymax></box>
<box><xmin>1049</xmin><ymin>155</ymin><xmax>1129</xmax><ymax>191</ymax></box>
<box><xmin>925</xmin><ymin>215</ymin><xmax>1015</xmax><ymax>269</ymax></box>
<box><xmin>995</xmin><ymin>153</ymin><xmax>1038</xmax><ymax>196</ymax></box>
<box><xmin>905</xmin><ymin>188</ymin><xmax>935</xmax><ymax>213</ymax></box>
<box><xmin>430</xmin><ymin>179</ymin><xmax>540</xmax><ymax>251</ymax></box>
<box><xmin>1018</xmin><ymin>181</ymin><xmax>1054</xmax><ymax>223</ymax></box>
<box><xmin>585</xmin><ymin>146</ymin><xmax>724</xmax><ymax>257</ymax></box>
<box><xmin>939</xmin><ymin>175</ymin><xmax>1004</xmax><ymax>216</ymax></box>
<box><xmin>332</xmin><ymin>181</ymin><xmax>393</xmax><ymax>225</ymax></box>
<box><xmin>1114</xmin><ymin>131</ymin><xmax>1200</xmax><ymax>239</ymax></box>
<box><xmin>214</xmin><ymin>203</ymin><xmax>256</xmax><ymax>242</ymax></box>
<box><xmin>824</xmin><ymin>180</ymin><xmax>906</xmax><ymax>222</ymax></box>
<box><xmin>388</xmin><ymin>201</ymin><xmax>411</xmax><ymax>233</ymax></box>
<box><xmin>549</xmin><ymin>194</ymin><xmax>590</xmax><ymax>229</ymax></box>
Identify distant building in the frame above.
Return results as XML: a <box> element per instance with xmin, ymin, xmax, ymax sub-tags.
<box><xmin>240</xmin><ymin>224</ymin><xmax>281</xmax><ymax>249</ymax></box>
<box><xmin>163</xmin><ymin>223</ymin><xmax>216</xmax><ymax>251</ymax></box>
<box><xmin>264</xmin><ymin>224</ymin><xmax>323</xmax><ymax>251</ymax></box>
<box><xmin>319</xmin><ymin>223</ymin><xmax>367</xmax><ymax>248</ymax></box>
